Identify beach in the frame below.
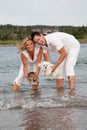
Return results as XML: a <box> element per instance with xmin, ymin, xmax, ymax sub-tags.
<box><xmin>0</xmin><ymin>44</ymin><xmax>87</xmax><ymax>130</ymax></box>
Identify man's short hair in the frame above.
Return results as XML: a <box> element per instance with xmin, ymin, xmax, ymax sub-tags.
<box><xmin>31</xmin><ymin>31</ymin><xmax>40</xmax><ymax>40</ymax></box>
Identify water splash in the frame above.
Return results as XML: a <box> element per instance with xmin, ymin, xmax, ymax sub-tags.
<box><xmin>0</xmin><ymin>95</ymin><xmax>87</xmax><ymax>110</ymax></box>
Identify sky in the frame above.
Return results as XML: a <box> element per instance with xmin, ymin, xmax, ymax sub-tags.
<box><xmin>0</xmin><ymin>0</ymin><xmax>87</xmax><ymax>26</ymax></box>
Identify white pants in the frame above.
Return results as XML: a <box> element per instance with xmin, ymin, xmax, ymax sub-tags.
<box><xmin>56</xmin><ymin>41</ymin><xmax>80</xmax><ymax>79</ymax></box>
<box><xmin>13</xmin><ymin>64</ymin><xmax>36</xmax><ymax>86</ymax></box>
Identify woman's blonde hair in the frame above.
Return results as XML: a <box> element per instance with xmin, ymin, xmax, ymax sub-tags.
<box><xmin>17</xmin><ymin>36</ymin><xmax>34</xmax><ymax>52</ymax></box>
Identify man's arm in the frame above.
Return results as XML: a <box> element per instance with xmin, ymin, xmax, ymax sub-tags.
<box><xmin>52</xmin><ymin>47</ymin><xmax>67</xmax><ymax>72</ymax></box>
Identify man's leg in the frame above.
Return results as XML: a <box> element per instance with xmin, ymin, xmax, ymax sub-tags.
<box><xmin>56</xmin><ymin>78</ymin><xmax>64</xmax><ymax>90</ymax></box>
<box><xmin>66</xmin><ymin>43</ymin><xmax>80</xmax><ymax>91</ymax></box>
<box><xmin>68</xmin><ymin>76</ymin><xmax>75</xmax><ymax>91</ymax></box>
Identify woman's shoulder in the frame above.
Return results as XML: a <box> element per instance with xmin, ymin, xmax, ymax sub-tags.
<box><xmin>21</xmin><ymin>50</ymin><xmax>28</xmax><ymax>57</ymax></box>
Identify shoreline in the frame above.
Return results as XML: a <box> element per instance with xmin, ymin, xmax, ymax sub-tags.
<box><xmin>0</xmin><ymin>44</ymin><xmax>16</xmax><ymax>47</ymax></box>
<box><xmin>0</xmin><ymin>42</ymin><xmax>87</xmax><ymax>47</ymax></box>
<box><xmin>0</xmin><ymin>40</ymin><xmax>19</xmax><ymax>47</ymax></box>
<box><xmin>0</xmin><ymin>38</ymin><xmax>87</xmax><ymax>47</ymax></box>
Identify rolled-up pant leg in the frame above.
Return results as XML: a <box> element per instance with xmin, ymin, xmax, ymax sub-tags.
<box><xmin>13</xmin><ymin>66</ymin><xmax>25</xmax><ymax>86</ymax></box>
<box><xmin>65</xmin><ymin>44</ymin><xmax>80</xmax><ymax>76</ymax></box>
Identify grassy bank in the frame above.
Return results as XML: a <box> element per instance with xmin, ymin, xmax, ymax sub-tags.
<box><xmin>78</xmin><ymin>35</ymin><xmax>87</xmax><ymax>43</ymax></box>
<box><xmin>0</xmin><ymin>40</ymin><xmax>19</xmax><ymax>46</ymax></box>
<box><xmin>0</xmin><ymin>38</ymin><xmax>87</xmax><ymax>46</ymax></box>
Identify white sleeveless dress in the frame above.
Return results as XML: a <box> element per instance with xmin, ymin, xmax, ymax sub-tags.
<box><xmin>13</xmin><ymin>45</ymin><xmax>42</xmax><ymax>86</ymax></box>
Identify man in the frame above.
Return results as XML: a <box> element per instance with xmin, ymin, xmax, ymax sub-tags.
<box><xmin>31</xmin><ymin>31</ymin><xmax>80</xmax><ymax>91</ymax></box>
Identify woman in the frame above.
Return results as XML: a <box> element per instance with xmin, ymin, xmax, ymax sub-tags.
<box><xmin>12</xmin><ymin>37</ymin><xmax>50</xmax><ymax>91</ymax></box>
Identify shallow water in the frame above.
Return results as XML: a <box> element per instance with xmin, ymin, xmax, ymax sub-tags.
<box><xmin>0</xmin><ymin>44</ymin><xmax>87</xmax><ymax>130</ymax></box>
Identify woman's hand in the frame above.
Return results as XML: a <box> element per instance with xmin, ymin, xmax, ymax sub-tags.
<box><xmin>25</xmin><ymin>73</ymin><xmax>29</xmax><ymax>80</ymax></box>
<box><xmin>35</xmin><ymin>72</ymin><xmax>38</xmax><ymax>77</ymax></box>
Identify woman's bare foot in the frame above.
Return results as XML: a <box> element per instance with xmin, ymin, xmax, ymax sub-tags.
<box><xmin>12</xmin><ymin>82</ymin><xmax>19</xmax><ymax>91</ymax></box>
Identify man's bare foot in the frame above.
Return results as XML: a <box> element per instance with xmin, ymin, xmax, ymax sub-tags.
<box><xmin>69</xmin><ymin>89</ymin><xmax>76</xmax><ymax>96</ymax></box>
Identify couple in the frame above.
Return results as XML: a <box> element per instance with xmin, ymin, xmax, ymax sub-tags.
<box><xmin>13</xmin><ymin>31</ymin><xmax>80</xmax><ymax>91</ymax></box>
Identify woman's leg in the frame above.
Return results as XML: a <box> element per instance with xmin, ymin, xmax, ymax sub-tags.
<box><xmin>12</xmin><ymin>82</ymin><xmax>20</xmax><ymax>91</ymax></box>
<box><xmin>12</xmin><ymin>66</ymin><xmax>25</xmax><ymax>91</ymax></box>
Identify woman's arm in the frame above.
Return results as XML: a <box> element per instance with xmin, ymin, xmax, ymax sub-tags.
<box><xmin>43</xmin><ymin>51</ymin><xmax>50</xmax><ymax>61</ymax></box>
<box><xmin>36</xmin><ymin>47</ymin><xmax>43</xmax><ymax>76</ymax></box>
<box><xmin>21</xmin><ymin>53</ymin><xmax>28</xmax><ymax>78</ymax></box>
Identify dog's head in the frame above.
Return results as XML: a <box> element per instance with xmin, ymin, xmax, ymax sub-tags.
<box><xmin>38</xmin><ymin>61</ymin><xmax>51</xmax><ymax>71</ymax></box>
<box><xmin>28</xmin><ymin>72</ymin><xmax>35</xmax><ymax>80</ymax></box>
<box><xmin>27</xmin><ymin>72</ymin><xmax>39</xmax><ymax>85</ymax></box>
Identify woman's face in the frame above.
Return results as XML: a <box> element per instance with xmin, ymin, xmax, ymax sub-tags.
<box><xmin>25</xmin><ymin>40</ymin><xmax>35</xmax><ymax>52</ymax></box>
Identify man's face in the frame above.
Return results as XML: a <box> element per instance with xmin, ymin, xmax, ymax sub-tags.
<box><xmin>33</xmin><ymin>35</ymin><xmax>45</xmax><ymax>45</ymax></box>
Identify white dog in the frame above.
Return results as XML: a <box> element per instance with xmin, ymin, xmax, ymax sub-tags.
<box><xmin>38</xmin><ymin>61</ymin><xmax>59</xmax><ymax>79</ymax></box>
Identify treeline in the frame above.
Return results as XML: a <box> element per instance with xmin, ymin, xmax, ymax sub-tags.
<box><xmin>0</xmin><ymin>24</ymin><xmax>87</xmax><ymax>41</ymax></box>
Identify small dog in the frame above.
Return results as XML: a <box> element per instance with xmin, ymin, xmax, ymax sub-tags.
<box><xmin>27</xmin><ymin>72</ymin><xmax>39</xmax><ymax>85</ymax></box>
<box><xmin>38</xmin><ymin>61</ymin><xmax>59</xmax><ymax>79</ymax></box>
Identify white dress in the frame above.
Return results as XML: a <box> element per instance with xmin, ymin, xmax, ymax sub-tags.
<box><xmin>13</xmin><ymin>45</ymin><xmax>43</xmax><ymax>86</ymax></box>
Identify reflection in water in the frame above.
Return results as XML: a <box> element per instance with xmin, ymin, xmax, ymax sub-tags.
<box><xmin>30</xmin><ymin>90</ymin><xmax>41</xmax><ymax>100</ymax></box>
<box><xmin>57</xmin><ymin>87</ymin><xmax>76</xmax><ymax>97</ymax></box>
<box><xmin>69</xmin><ymin>90</ymin><xmax>76</xmax><ymax>96</ymax></box>
<box><xmin>13</xmin><ymin>93</ymin><xmax>22</xmax><ymax>100</ymax></box>
<box><xmin>22</xmin><ymin>107</ymin><xmax>78</xmax><ymax>130</ymax></box>
<box><xmin>22</xmin><ymin>109</ymin><xmax>42</xmax><ymax>130</ymax></box>
<box><xmin>57</xmin><ymin>87</ymin><xmax>65</xmax><ymax>96</ymax></box>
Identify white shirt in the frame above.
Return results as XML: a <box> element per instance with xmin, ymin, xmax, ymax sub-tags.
<box><xmin>44</xmin><ymin>32</ymin><xmax>79</xmax><ymax>52</ymax></box>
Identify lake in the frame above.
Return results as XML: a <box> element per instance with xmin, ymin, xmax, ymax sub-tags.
<box><xmin>0</xmin><ymin>44</ymin><xmax>87</xmax><ymax>130</ymax></box>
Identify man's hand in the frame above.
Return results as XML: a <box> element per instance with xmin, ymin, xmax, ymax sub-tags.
<box><xmin>51</xmin><ymin>66</ymin><xmax>56</xmax><ymax>73</ymax></box>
